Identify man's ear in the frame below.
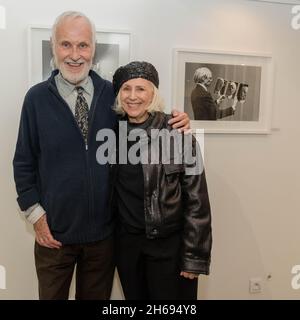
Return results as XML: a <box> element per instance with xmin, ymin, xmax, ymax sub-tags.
<box><xmin>49</xmin><ymin>38</ymin><xmax>57</xmax><ymax>69</ymax></box>
<box><xmin>91</xmin><ymin>43</ymin><xmax>96</xmax><ymax>63</ymax></box>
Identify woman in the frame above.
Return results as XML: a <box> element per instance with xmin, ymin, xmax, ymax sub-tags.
<box><xmin>111</xmin><ymin>61</ymin><xmax>212</xmax><ymax>300</ymax></box>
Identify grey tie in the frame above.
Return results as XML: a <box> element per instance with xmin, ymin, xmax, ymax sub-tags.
<box><xmin>75</xmin><ymin>86</ymin><xmax>89</xmax><ymax>145</ymax></box>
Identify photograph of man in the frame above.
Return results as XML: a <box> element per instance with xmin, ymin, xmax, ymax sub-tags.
<box><xmin>237</xmin><ymin>84</ymin><xmax>249</xmax><ymax>103</ymax></box>
<box><xmin>214</xmin><ymin>77</ymin><xmax>224</xmax><ymax>95</ymax></box>
<box><xmin>191</xmin><ymin>67</ymin><xmax>235</xmax><ymax>120</ymax></box>
<box><xmin>225</xmin><ymin>81</ymin><xmax>238</xmax><ymax>99</ymax></box>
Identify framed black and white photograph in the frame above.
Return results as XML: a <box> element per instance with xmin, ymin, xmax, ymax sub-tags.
<box><xmin>28</xmin><ymin>26</ymin><xmax>131</xmax><ymax>87</ymax></box>
<box><xmin>172</xmin><ymin>48</ymin><xmax>274</xmax><ymax>134</ymax></box>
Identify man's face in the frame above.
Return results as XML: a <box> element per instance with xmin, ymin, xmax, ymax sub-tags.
<box><xmin>241</xmin><ymin>86</ymin><xmax>248</xmax><ymax>100</ymax></box>
<box><xmin>52</xmin><ymin>16</ymin><xmax>95</xmax><ymax>84</ymax></box>
<box><xmin>204</xmin><ymin>72</ymin><xmax>213</xmax><ymax>87</ymax></box>
<box><xmin>228</xmin><ymin>82</ymin><xmax>236</xmax><ymax>95</ymax></box>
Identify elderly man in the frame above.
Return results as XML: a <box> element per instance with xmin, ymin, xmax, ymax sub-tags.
<box><xmin>191</xmin><ymin>67</ymin><xmax>235</xmax><ymax>120</ymax></box>
<box><xmin>13</xmin><ymin>11</ymin><xmax>189</xmax><ymax>300</ymax></box>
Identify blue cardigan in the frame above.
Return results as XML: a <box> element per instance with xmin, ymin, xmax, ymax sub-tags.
<box><xmin>13</xmin><ymin>70</ymin><xmax>117</xmax><ymax>244</ymax></box>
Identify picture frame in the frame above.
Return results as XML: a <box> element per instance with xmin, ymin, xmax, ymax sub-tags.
<box><xmin>28</xmin><ymin>25</ymin><xmax>131</xmax><ymax>87</ymax></box>
<box><xmin>172</xmin><ymin>48</ymin><xmax>274</xmax><ymax>134</ymax></box>
<box><xmin>0</xmin><ymin>5</ymin><xmax>5</xmax><ymax>29</ymax></box>
<box><xmin>248</xmin><ymin>0</ymin><xmax>300</xmax><ymax>5</ymax></box>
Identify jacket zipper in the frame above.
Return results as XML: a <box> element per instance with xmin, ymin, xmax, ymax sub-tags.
<box><xmin>51</xmin><ymin>86</ymin><xmax>93</xmax><ymax>232</ymax></box>
<box><xmin>85</xmin><ymin>94</ymin><xmax>98</xmax><ymax>225</ymax></box>
<box><xmin>49</xmin><ymin>78</ymin><xmax>105</xmax><ymax>233</ymax></box>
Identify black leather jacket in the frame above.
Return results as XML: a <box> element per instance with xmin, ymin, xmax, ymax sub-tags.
<box><xmin>111</xmin><ymin>112</ymin><xmax>212</xmax><ymax>275</ymax></box>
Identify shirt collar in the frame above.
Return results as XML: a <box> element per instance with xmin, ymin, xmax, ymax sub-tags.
<box><xmin>197</xmin><ymin>83</ymin><xmax>208</xmax><ymax>91</ymax></box>
<box><xmin>55</xmin><ymin>72</ymin><xmax>93</xmax><ymax>99</ymax></box>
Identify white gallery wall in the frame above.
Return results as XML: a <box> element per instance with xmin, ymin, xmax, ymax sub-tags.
<box><xmin>0</xmin><ymin>0</ymin><xmax>300</xmax><ymax>299</ymax></box>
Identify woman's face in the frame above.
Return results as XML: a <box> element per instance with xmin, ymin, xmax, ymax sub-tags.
<box><xmin>119</xmin><ymin>78</ymin><xmax>154</xmax><ymax>123</ymax></box>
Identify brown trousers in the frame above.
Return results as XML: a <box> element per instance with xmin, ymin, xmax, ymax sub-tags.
<box><xmin>34</xmin><ymin>236</ymin><xmax>114</xmax><ymax>300</ymax></box>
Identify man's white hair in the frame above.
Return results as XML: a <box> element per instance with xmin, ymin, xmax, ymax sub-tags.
<box><xmin>51</xmin><ymin>11</ymin><xmax>96</xmax><ymax>47</ymax></box>
<box><xmin>193</xmin><ymin>67</ymin><xmax>212</xmax><ymax>84</ymax></box>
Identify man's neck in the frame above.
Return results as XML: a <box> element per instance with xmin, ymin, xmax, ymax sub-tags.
<box><xmin>58</xmin><ymin>71</ymin><xmax>89</xmax><ymax>87</ymax></box>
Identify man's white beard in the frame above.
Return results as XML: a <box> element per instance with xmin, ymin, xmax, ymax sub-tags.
<box><xmin>60</xmin><ymin>63</ymin><xmax>92</xmax><ymax>84</ymax></box>
<box><xmin>53</xmin><ymin>55</ymin><xmax>92</xmax><ymax>85</ymax></box>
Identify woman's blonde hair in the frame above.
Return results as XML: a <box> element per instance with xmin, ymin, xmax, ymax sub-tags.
<box><xmin>114</xmin><ymin>83</ymin><xmax>165</xmax><ymax>116</ymax></box>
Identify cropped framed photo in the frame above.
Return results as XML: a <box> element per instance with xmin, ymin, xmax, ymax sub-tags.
<box><xmin>28</xmin><ymin>26</ymin><xmax>131</xmax><ymax>87</ymax></box>
<box><xmin>172</xmin><ymin>48</ymin><xmax>274</xmax><ymax>134</ymax></box>
<box><xmin>248</xmin><ymin>0</ymin><xmax>300</xmax><ymax>5</ymax></box>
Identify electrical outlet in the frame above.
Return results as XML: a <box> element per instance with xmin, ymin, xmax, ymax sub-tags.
<box><xmin>249</xmin><ymin>277</ymin><xmax>262</xmax><ymax>293</ymax></box>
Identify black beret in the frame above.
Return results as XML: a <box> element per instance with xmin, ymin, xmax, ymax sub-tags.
<box><xmin>112</xmin><ymin>61</ymin><xmax>159</xmax><ymax>95</ymax></box>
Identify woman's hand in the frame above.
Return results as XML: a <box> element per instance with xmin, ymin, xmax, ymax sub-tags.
<box><xmin>180</xmin><ymin>271</ymin><xmax>199</xmax><ymax>280</ymax></box>
<box><xmin>168</xmin><ymin>110</ymin><xmax>190</xmax><ymax>132</ymax></box>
